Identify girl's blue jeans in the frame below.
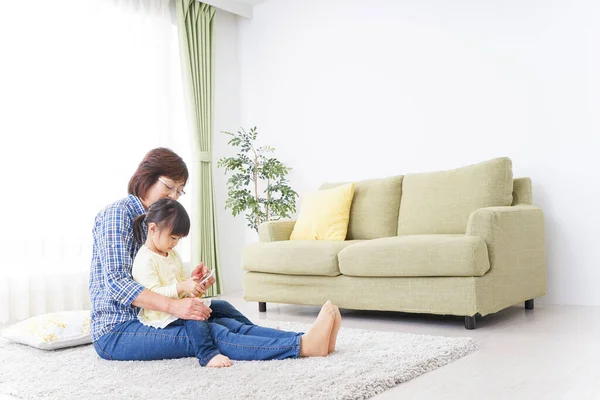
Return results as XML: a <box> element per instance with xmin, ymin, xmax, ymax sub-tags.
<box><xmin>93</xmin><ymin>300</ymin><xmax>303</xmax><ymax>365</ymax></box>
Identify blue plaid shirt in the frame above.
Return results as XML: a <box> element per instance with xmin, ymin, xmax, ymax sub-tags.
<box><xmin>89</xmin><ymin>194</ymin><xmax>147</xmax><ymax>341</ymax></box>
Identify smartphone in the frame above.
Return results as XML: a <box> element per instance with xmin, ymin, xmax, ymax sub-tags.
<box><xmin>199</xmin><ymin>270</ymin><xmax>214</xmax><ymax>285</ymax></box>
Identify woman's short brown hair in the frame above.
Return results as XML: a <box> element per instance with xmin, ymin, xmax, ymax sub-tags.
<box><xmin>128</xmin><ymin>148</ymin><xmax>189</xmax><ymax>199</ymax></box>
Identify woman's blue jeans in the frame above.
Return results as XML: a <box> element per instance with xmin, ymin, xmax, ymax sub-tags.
<box><xmin>93</xmin><ymin>300</ymin><xmax>303</xmax><ymax>365</ymax></box>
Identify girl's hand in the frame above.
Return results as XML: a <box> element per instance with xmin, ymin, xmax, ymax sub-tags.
<box><xmin>178</xmin><ymin>277</ymin><xmax>204</xmax><ymax>298</ymax></box>
<box><xmin>191</xmin><ymin>262</ymin><xmax>216</xmax><ymax>290</ymax></box>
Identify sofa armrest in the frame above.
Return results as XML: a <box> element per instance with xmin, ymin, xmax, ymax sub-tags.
<box><xmin>466</xmin><ymin>205</ymin><xmax>547</xmax><ymax>307</ymax></box>
<box><xmin>258</xmin><ymin>220</ymin><xmax>297</xmax><ymax>243</ymax></box>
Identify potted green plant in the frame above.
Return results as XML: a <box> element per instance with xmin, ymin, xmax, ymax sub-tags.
<box><xmin>217</xmin><ymin>127</ymin><xmax>298</xmax><ymax>232</ymax></box>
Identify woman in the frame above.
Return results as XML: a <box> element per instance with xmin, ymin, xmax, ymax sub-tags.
<box><xmin>90</xmin><ymin>147</ymin><xmax>337</xmax><ymax>362</ymax></box>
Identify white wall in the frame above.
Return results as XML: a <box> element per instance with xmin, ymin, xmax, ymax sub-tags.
<box><xmin>235</xmin><ymin>0</ymin><xmax>600</xmax><ymax>305</ymax></box>
<box><xmin>213</xmin><ymin>9</ymin><xmax>247</xmax><ymax>293</ymax></box>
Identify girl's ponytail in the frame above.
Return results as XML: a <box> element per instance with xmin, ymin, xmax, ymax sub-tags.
<box><xmin>132</xmin><ymin>214</ymin><xmax>146</xmax><ymax>244</ymax></box>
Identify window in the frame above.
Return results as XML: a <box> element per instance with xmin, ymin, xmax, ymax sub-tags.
<box><xmin>0</xmin><ymin>0</ymin><xmax>192</xmax><ymax>322</ymax></box>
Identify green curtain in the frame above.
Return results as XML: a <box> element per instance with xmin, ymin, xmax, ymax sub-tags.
<box><xmin>176</xmin><ymin>0</ymin><xmax>221</xmax><ymax>296</ymax></box>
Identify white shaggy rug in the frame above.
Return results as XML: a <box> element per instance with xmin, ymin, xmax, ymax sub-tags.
<box><xmin>0</xmin><ymin>320</ymin><xmax>477</xmax><ymax>400</ymax></box>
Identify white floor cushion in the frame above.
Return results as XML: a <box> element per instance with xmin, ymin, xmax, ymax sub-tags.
<box><xmin>1</xmin><ymin>310</ymin><xmax>92</xmax><ymax>350</ymax></box>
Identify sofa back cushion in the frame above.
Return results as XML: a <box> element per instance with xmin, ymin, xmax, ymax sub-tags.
<box><xmin>512</xmin><ymin>177</ymin><xmax>532</xmax><ymax>205</ymax></box>
<box><xmin>398</xmin><ymin>157</ymin><xmax>514</xmax><ymax>235</ymax></box>
<box><xmin>320</xmin><ymin>175</ymin><xmax>404</xmax><ymax>240</ymax></box>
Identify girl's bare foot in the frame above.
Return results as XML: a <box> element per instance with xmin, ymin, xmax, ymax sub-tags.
<box><xmin>328</xmin><ymin>305</ymin><xmax>342</xmax><ymax>354</ymax></box>
<box><xmin>206</xmin><ymin>354</ymin><xmax>232</xmax><ymax>368</ymax></box>
<box><xmin>300</xmin><ymin>300</ymin><xmax>335</xmax><ymax>357</ymax></box>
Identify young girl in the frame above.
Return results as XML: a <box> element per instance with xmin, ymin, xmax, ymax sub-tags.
<box><xmin>131</xmin><ymin>198</ymin><xmax>342</xmax><ymax>368</ymax></box>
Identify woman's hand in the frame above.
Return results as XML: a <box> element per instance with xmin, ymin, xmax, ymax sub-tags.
<box><xmin>191</xmin><ymin>262</ymin><xmax>216</xmax><ymax>290</ymax></box>
<box><xmin>177</xmin><ymin>277</ymin><xmax>204</xmax><ymax>298</ymax></box>
<box><xmin>168</xmin><ymin>297</ymin><xmax>212</xmax><ymax>321</ymax></box>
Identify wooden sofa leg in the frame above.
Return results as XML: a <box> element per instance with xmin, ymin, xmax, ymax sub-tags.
<box><xmin>525</xmin><ymin>299</ymin><xmax>534</xmax><ymax>310</ymax></box>
<box><xmin>258</xmin><ymin>302</ymin><xmax>267</xmax><ymax>312</ymax></box>
<box><xmin>464</xmin><ymin>315</ymin><xmax>476</xmax><ymax>330</ymax></box>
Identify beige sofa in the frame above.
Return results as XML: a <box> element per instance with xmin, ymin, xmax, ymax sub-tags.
<box><xmin>242</xmin><ymin>157</ymin><xmax>547</xmax><ymax>329</ymax></box>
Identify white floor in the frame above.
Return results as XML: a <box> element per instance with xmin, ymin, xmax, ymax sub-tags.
<box><xmin>3</xmin><ymin>293</ymin><xmax>600</xmax><ymax>400</ymax></box>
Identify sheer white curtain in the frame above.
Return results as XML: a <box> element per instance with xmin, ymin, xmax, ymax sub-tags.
<box><xmin>0</xmin><ymin>0</ymin><xmax>192</xmax><ymax>323</ymax></box>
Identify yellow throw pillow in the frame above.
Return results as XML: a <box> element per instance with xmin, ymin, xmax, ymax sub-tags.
<box><xmin>290</xmin><ymin>183</ymin><xmax>355</xmax><ymax>241</ymax></box>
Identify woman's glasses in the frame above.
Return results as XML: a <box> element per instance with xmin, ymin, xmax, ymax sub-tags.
<box><xmin>158</xmin><ymin>177</ymin><xmax>186</xmax><ymax>197</ymax></box>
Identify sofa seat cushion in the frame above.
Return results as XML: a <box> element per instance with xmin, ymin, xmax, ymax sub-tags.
<box><xmin>243</xmin><ymin>240</ymin><xmax>362</xmax><ymax>276</ymax></box>
<box><xmin>338</xmin><ymin>235</ymin><xmax>490</xmax><ymax>277</ymax></box>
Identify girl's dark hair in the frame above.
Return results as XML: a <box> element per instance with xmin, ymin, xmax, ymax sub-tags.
<box><xmin>132</xmin><ymin>198</ymin><xmax>191</xmax><ymax>244</ymax></box>
<box><xmin>128</xmin><ymin>147</ymin><xmax>189</xmax><ymax>199</ymax></box>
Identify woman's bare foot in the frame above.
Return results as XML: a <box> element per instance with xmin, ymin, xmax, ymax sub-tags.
<box><xmin>206</xmin><ymin>354</ymin><xmax>232</xmax><ymax>368</ymax></box>
<box><xmin>300</xmin><ymin>300</ymin><xmax>335</xmax><ymax>357</ymax></box>
<box><xmin>328</xmin><ymin>305</ymin><xmax>342</xmax><ymax>354</ymax></box>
